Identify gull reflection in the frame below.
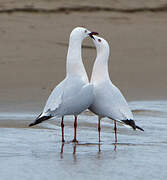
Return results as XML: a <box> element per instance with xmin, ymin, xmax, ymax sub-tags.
<box><xmin>60</xmin><ymin>142</ymin><xmax>64</xmax><ymax>159</ymax></box>
<box><xmin>59</xmin><ymin>142</ymin><xmax>77</xmax><ymax>159</ymax></box>
<box><xmin>59</xmin><ymin>141</ymin><xmax>117</xmax><ymax>159</ymax></box>
<box><xmin>73</xmin><ymin>143</ymin><xmax>77</xmax><ymax>155</ymax></box>
<box><xmin>98</xmin><ymin>143</ymin><xmax>101</xmax><ymax>152</ymax></box>
<box><xmin>114</xmin><ymin>143</ymin><xmax>117</xmax><ymax>151</ymax></box>
<box><xmin>72</xmin><ymin>143</ymin><xmax>77</xmax><ymax>162</ymax></box>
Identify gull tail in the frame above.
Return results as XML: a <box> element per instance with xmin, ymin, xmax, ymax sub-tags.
<box><xmin>29</xmin><ymin>113</ymin><xmax>52</xmax><ymax>127</ymax></box>
<box><xmin>121</xmin><ymin>119</ymin><xmax>144</xmax><ymax>131</ymax></box>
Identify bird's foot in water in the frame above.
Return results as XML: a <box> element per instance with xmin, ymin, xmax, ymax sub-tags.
<box><xmin>72</xmin><ymin>139</ymin><xmax>78</xmax><ymax>143</ymax></box>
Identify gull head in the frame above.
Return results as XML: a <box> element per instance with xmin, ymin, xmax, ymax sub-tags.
<box><xmin>91</xmin><ymin>35</ymin><xmax>110</xmax><ymax>53</ymax></box>
<box><xmin>70</xmin><ymin>27</ymin><xmax>98</xmax><ymax>41</ymax></box>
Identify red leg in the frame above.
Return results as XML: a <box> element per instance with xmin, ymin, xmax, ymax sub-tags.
<box><xmin>72</xmin><ymin>116</ymin><xmax>78</xmax><ymax>143</ymax></box>
<box><xmin>61</xmin><ymin>116</ymin><xmax>65</xmax><ymax>142</ymax></box>
<box><xmin>114</xmin><ymin>120</ymin><xmax>117</xmax><ymax>143</ymax></box>
<box><xmin>98</xmin><ymin>116</ymin><xmax>101</xmax><ymax>142</ymax></box>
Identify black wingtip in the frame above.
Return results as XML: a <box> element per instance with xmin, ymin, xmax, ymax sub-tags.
<box><xmin>28</xmin><ymin>114</ymin><xmax>52</xmax><ymax>127</ymax></box>
<box><xmin>122</xmin><ymin>119</ymin><xmax>136</xmax><ymax>130</ymax></box>
<box><xmin>136</xmin><ymin>125</ymin><xmax>144</xmax><ymax>132</ymax></box>
<box><xmin>122</xmin><ymin>119</ymin><xmax>144</xmax><ymax>132</ymax></box>
<box><xmin>29</xmin><ymin>123</ymin><xmax>35</xmax><ymax>127</ymax></box>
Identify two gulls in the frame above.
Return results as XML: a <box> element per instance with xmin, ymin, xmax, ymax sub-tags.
<box><xmin>29</xmin><ymin>27</ymin><xmax>144</xmax><ymax>143</ymax></box>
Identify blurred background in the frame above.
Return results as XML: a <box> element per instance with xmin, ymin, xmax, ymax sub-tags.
<box><xmin>0</xmin><ymin>0</ymin><xmax>167</xmax><ymax>112</ymax></box>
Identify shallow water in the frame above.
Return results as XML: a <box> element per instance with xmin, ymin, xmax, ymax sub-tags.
<box><xmin>0</xmin><ymin>101</ymin><xmax>167</xmax><ymax>180</ymax></box>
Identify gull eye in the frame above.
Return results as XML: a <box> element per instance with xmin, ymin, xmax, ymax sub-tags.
<box><xmin>84</xmin><ymin>30</ymin><xmax>87</xmax><ymax>33</ymax></box>
<box><xmin>98</xmin><ymin>39</ymin><xmax>101</xmax><ymax>42</ymax></box>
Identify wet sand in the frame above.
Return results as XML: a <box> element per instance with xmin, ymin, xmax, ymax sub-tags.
<box><xmin>1</xmin><ymin>101</ymin><xmax>167</xmax><ymax>180</ymax></box>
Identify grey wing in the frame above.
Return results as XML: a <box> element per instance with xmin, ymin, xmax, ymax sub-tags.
<box><xmin>110</xmin><ymin>84</ymin><xmax>133</xmax><ymax>120</ymax></box>
<box><xmin>92</xmin><ymin>83</ymin><xmax>133</xmax><ymax>121</ymax></box>
<box><xmin>43</xmin><ymin>76</ymin><xmax>93</xmax><ymax>116</ymax></box>
<box><xmin>43</xmin><ymin>79</ymin><xmax>66</xmax><ymax>113</ymax></box>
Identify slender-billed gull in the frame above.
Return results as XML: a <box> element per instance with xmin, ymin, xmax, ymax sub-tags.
<box><xmin>89</xmin><ymin>36</ymin><xmax>144</xmax><ymax>143</ymax></box>
<box><xmin>29</xmin><ymin>27</ymin><xmax>98</xmax><ymax>142</ymax></box>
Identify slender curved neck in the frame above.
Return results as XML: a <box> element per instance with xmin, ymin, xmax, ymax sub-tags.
<box><xmin>91</xmin><ymin>47</ymin><xmax>110</xmax><ymax>84</ymax></box>
<box><xmin>66</xmin><ymin>36</ymin><xmax>88</xmax><ymax>82</ymax></box>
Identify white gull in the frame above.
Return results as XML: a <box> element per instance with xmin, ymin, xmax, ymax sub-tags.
<box><xmin>89</xmin><ymin>36</ymin><xmax>144</xmax><ymax>143</ymax></box>
<box><xmin>29</xmin><ymin>27</ymin><xmax>98</xmax><ymax>142</ymax></box>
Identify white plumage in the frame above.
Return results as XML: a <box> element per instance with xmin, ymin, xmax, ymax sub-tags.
<box><xmin>43</xmin><ymin>77</ymin><xmax>93</xmax><ymax>117</ymax></box>
<box><xmin>90</xmin><ymin>82</ymin><xmax>133</xmax><ymax>121</ymax></box>
<box><xmin>29</xmin><ymin>27</ymin><xmax>98</xmax><ymax>142</ymax></box>
<box><xmin>89</xmin><ymin>35</ymin><xmax>144</xmax><ymax>142</ymax></box>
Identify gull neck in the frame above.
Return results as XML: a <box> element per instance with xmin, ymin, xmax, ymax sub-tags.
<box><xmin>91</xmin><ymin>46</ymin><xmax>110</xmax><ymax>84</ymax></box>
<box><xmin>66</xmin><ymin>35</ymin><xmax>88</xmax><ymax>82</ymax></box>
